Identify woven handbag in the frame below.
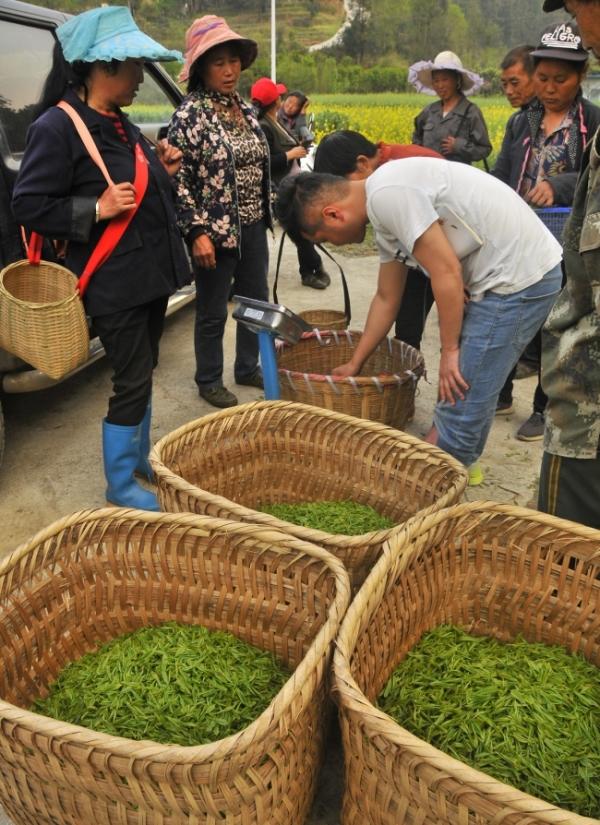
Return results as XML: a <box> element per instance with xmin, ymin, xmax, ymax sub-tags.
<box><xmin>0</xmin><ymin>100</ymin><xmax>148</xmax><ymax>380</ymax></box>
<box><xmin>273</xmin><ymin>232</ymin><xmax>351</xmax><ymax>330</ymax></box>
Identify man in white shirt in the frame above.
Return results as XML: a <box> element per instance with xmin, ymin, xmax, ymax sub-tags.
<box><xmin>276</xmin><ymin>159</ymin><xmax>563</xmax><ymax>479</ymax></box>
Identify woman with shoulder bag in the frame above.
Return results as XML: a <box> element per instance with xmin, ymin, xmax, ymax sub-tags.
<box><xmin>251</xmin><ymin>76</ymin><xmax>330</xmax><ymax>290</ymax></box>
<box><xmin>12</xmin><ymin>6</ymin><xmax>190</xmax><ymax>511</ymax></box>
<box><xmin>410</xmin><ymin>50</ymin><xmax>492</xmax><ymax>166</ymax></box>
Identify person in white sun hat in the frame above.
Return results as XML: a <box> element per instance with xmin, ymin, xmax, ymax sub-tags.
<box><xmin>409</xmin><ymin>50</ymin><xmax>492</xmax><ymax>165</ymax></box>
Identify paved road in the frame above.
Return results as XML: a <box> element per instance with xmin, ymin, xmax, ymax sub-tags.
<box><xmin>0</xmin><ymin>234</ymin><xmax>544</xmax><ymax>823</ymax></box>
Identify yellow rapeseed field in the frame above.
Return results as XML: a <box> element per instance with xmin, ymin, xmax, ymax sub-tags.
<box><xmin>310</xmin><ymin>93</ymin><xmax>511</xmax><ymax>165</ymax></box>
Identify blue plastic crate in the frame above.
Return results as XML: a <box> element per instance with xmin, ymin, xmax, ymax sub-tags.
<box><xmin>535</xmin><ymin>207</ymin><xmax>571</xmax><ymax>241</ymax></box>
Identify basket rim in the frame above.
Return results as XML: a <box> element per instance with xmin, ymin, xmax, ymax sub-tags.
<box><xmin>276</xmin><ymin>329</ymin><xmax>425</xmax><ymax>386</ymax></box>
<box><xmin>332</xmin><ymin>499</ymin><xmax>600</xmax><ymax>825</ymax></box>
<box><xmin>0</xmin><ymin>258</ymin><xmax>80</xmax><ymax>311</ymax></box>
<box><xmin>0</xmin><ymin>507</ymin><xmax>351</xmax><ymax>763</ymax></box>
<box><xmin>150</xmin><ymin>400</ymin><xmax>468</xmax><ymax>548</ymax></box>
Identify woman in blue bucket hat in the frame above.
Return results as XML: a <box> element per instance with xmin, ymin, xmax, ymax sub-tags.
<box><xmin>12</xmin><ymin>6</ymin><xmax>190</xmax><ymax>511</ymax></box>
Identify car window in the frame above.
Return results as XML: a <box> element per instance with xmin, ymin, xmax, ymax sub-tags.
<box><xmin>0</xmin><ymin>19</ymin><xmax>54</xmax><ymax>169</ymax></box>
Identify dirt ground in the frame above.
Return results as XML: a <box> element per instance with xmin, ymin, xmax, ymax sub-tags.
<box><xmin>0</xmin><ymin>231</ymin><xmax>545</xmax><ymax>824</ymax></box>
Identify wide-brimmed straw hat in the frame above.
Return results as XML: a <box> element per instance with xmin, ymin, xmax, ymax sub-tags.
<box><xmin>178</xmin><ymin>15</ymin><xmax>257</xmax><ymax>82</ymax></box>
<box><xmin>530</xmin><ymin>21</ymin><xmax>588</xmax><ymax>62</ymax></box>
<box><xmin>408</xmin><ymin>50</ymin><xmax>484</xmax><ymax>96</ymax></box>
<box><xmin>56</xmin><ymin>6</ymin><xmax>182</xmax><ymax>64</ymax></box>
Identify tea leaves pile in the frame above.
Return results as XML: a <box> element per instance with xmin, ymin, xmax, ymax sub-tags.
<box><xmin>259</xmin><ymin>500</ymin><xmax>394</xmax><ymax>534</ymax></box>
<box><xmin>378</xmin><ymin>625</ymin><xmax>600</xmax><ymax>817</ymax></box>
<box><xmin>33</xmin><ymin>623</ymin><xmax>290</xmax><ymax>746</ymax></box>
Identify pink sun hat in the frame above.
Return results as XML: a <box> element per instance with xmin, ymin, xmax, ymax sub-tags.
<box><xmin>178</xmin><ymin>15</ymin><xmax>258</xmax><ymax>83</ymax></box>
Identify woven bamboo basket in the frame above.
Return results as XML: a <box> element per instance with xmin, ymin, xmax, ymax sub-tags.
<box><xmin>0</xmin><ymin>508</ymin><xmax>350</xmax><ymax>825</ymax></box>
<box><xmin>333</xmin><ymin>501</ymin><xmax>600</xmax><ymax>825</ymax></box>
<box><xmin>150</xmin><ymin>400</ymin><xmax>467</xmax><ymax>590</ymax></box>
<box><xmin>276</xmin><ymin>329</ymin><xmax>425</xmax><ymax>429</ymax></box>
<box><xmin>298</xmin><ymin>308</ymin><xmax>348</xmax><ymax>331</ymax></box>
<box><xmin>0</xmin><ymin>259</ymin><xmax>89</xmax><ymax>380</ymax></box>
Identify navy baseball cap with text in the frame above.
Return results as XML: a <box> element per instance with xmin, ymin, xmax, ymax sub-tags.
<box><xmin>543</xmin><ymin>0</ymin><xmax>565</xmax><ymax>10</ymax></box>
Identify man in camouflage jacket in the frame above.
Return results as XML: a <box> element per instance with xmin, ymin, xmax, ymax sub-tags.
<box><xmin>539</xmin><ymin>0</ymin><xmax>600</xmax><ymax>528</ymax></box>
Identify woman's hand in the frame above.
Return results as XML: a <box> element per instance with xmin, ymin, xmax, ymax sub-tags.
<box><xmin>286</xmin><ymin>146</ymin><xmax>308</xmax><ymax>161</ymax></box>
<box><xmin>526</xmin><ymin>180</ymin><xmax>555</xmax><ymax>207</ymax></box>
<box><xmin>97</xmin><ymin>182</ymin><xmax>137</xmax><ymax>220</ymax></box>
<box><xmin>156</xmin><ymin>139</ymin><xmax>183</xmax><ymax>177</ymax></box>
<box><xmin>192</xmin><ymin>234</ymin><xmax>216</xmax><ymax>269</ymax></box>
<box><xmin>332</xmin><ymin>361</ymin><xmax>359</xmax><ymax>378</ymax></box>
<box><xmin>440</xmin><ymin>135</ymin><xmax>457</xmax><ymax>155</ymax></box>
<box><xmin>438</xmin><ymin>346</ymin><xmax>469</xmax><ymax>405</ymax></box>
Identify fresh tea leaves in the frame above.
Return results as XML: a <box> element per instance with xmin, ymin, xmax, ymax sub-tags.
<box><xmin>33</xmin><ymin>622</ymin><xmax>290</xmax><ymax>746</ymax></box>
<box><xmin>378</xmin><ymin>625</ymin><xmax>600</xmax><ymax>817</ymax></box>
<box><xmin>259</xmin><ymin>500</ymin><xmax>394</xmax><ymax>535</ymax></box>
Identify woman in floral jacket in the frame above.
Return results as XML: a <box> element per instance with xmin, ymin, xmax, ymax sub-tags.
<box><xmin>168</xmin><ymin>16</ymin><xmax>271</xmax><ymax>408</ymax></box>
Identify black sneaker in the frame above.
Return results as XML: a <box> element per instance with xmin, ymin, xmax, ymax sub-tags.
<box><xmin>495</xmin><ymin>400</ymin><xmax>514</xmax><ymax>415</ymax></box>
<box><xmin>301</xmin><ymin>270</ymin><xmax>329</xmax><ymax>290</ymax></box>
<box><xmin>199</xmin><ymin>385</ymin><xmax>238</xmax><ymax>408</ymax></box>
<box><xmin>517</xmin><ymin>411</ymin><xmax>545</xmax><ymax>441</ymax></box>
<box><xmin>236</xmin><ymin>369</ymin><xmax>263</xmax><ymax>389</ymax></box>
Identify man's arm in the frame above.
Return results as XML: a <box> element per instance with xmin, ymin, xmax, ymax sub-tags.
<box><xmin>412</xmin><ymin>221</ymin><xmax>469</xmax><ymax>404</ymax></box>
<box><xmin>332</xmin><ymin>260</ymin><xmax>407</xmax><ymax>377</ymax></box>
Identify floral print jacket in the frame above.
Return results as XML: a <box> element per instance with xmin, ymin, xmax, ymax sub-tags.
<box><xmin>168</xmin><ymin>89</ymin><xmax>272</xmax><ymax>252</ymax></box>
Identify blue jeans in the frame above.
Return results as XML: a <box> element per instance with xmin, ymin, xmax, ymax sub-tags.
<box><xmin>194</xmin><ymin>220</ymin><xmax>269</xmax><ymax>389</ymax></box>
<box><xmin>434</xmin><ymin>263</ymin><xmax>562</xmax><ymax>467</ymax></box>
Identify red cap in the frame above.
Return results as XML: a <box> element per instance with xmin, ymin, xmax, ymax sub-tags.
<box><xmin>250</xmin><ymin>77</ymin><xmax>287</xmax><ymax>107</ymax></box>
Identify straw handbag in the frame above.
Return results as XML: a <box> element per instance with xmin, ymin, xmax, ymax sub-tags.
<box><xmin>0</xmin><ymin>100</ymin><xmax>148</xmax><ymax>381</ymax></box>
<box><xmin>273</xmin><ymin>231</ymin><xmax>351</xmax><ymax>330</ymax></box>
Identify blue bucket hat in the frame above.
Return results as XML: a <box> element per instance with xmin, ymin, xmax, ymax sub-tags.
<box><xmin>56</xmin><ymin>6</ymin><xmax>182</xmax><ymax>64</ymax></box>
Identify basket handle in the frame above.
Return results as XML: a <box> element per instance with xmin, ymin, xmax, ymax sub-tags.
<box><xmin>21</xmin><ymin>227</ymin><xmax>43</xmax><ymax>265</ymax></box>
<box><xmin>272</xmin><ymin>232</ymin><xmax>351</xmax><ymax>325</ymax></box>
<box><xmin>56</xmin><ymin>100</ymin><xmax>115</xmax><ymax>187</ymax></box>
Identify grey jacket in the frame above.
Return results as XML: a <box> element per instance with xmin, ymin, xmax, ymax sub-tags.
<box><xmin>412</xmin><ymin>96</ymin><xmax>492</xmax><ymax>165</ymax></box>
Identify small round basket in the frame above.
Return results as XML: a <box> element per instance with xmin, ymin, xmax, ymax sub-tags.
<box><xmin>0</xmin><ymin>259</ymin><xmax>89</xmax><ymax>380</ymax></box>
<box><xmin>298</xmin><ymin>308</ymin><xmax>348</xmax><ymax>331</ymax></box>
<box><xmin>0</xmin><ymin>508</ymin><xmax>350</xmax><ymax>825</ymax></box>
<box><xmin>151</xmin><ymin>400</ymin><xmax>467</xmax><ymax>590</ymax></box>
<box><xmin>333</xmin><ymin>501</ymin><xmax>600</xmax><ymax>825</ymax></box>
<box><xmin>276</xmin><ymin>329</ymin><xmax>425</xmax><ymax>429</ymax></box>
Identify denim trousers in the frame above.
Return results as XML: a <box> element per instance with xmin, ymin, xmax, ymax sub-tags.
<box><xmin>92</xmin><ymin>295</ymin><xmax>168</xmax><ymax>426</ymax></box>
<box><xmin>434</xmin><ymin>262</ymin><xmax>562</xmax><ymax>467</ymax></box>
<box><xmin>194</xmin><ymin>220</ymin><xmax>269</xmax><ymax>389</ymax></box>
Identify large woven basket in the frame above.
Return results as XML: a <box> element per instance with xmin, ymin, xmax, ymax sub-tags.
<box><xmin>0</xmin><ymin>508</ymin><xmax>350</xmax><ymax>825</ymax></box>
<box><xmin>333</xmin><ymin>501</ymin><xmax>600</xmax><ymax>825</ymax></box>
<box><xmin>150</xmin><ymin>400</ymin><xmax>467</xmax><ymax>589</ymax></box>
<box><xmin>0</xmin><ymin>259</ymin><xmax>89</xmax><ymax>380</ymax></box>
<box><xmin>276</xmin><ymin>329</ymin><xmax>425</xmax><ymax>429</ymax></box>
<box><xmin>298</xmin><ymin>308</ymin><xmax>348</xmax><ymax>331</ymax></box>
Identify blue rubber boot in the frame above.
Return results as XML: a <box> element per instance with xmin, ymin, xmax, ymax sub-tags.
<box><xmin>102</xmin><ymin>419</ymin><xmax>160</xmax><ymax>511</ymax></box>
<box><xmin>135</xmin><ymin>402</ymin><xmax>154</xmax><ymax>481</ymax></box>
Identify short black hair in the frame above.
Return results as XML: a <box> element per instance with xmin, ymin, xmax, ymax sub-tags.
<box><xmin>275</xmin><ymin>172</ymin><xmax>348</xmax><ymax>239</ymax></box>
<box><xmin>501</xmin><ymin>45</ymin><xmax>535</xmax><ymax>74</ymax></box>
<box><xmin>313</xmin><ymin>130</ymin><xmax>377</xmax><ymax>176</ymax></box>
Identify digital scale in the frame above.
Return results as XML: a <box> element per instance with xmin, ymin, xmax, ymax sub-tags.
<box><xmin>232</xmin><ymin>296</ymin><xmax>312</xmax><ymax>400</ymax></box>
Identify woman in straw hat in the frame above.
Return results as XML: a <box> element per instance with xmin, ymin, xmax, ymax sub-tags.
<box><xmin>12</xmin><ymin>6</ymin><xmax>189</xmax><ymax>512</ymax></box>
<box><xmin>168</xmin><ymin>17</ymin><xmax>271</xmax><ymax>409</ymax></box>
<box><xmin>409</xmin><ymin>50</ymin><xmax>492</xmax><ymax>165</ymax></box>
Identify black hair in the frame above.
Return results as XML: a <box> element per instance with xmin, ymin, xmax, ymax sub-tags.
<box><xmin>252</xmin><ymin>98</ymin><xmax>275</xmax><ymax>119</ymax></box>
<box><xmin>35</xmin><ymin>40</ymin><xmax>120</xmax><ymax>118</ymax></box>
<box><xmin>187</xmin><ymin>41</ymin><xmax>243</xmax><ymax>94</ymax></box>
<box><xmin>275</xmin><ymin>171</ymin><xmax>348</xmax><ymax>239</ymax></box>
<box><xmin>313</xmin><ymin>130</ymin><xmax>376</xmax><ymax>176</ymax></box>
<box><xmin>501</xmin><ymin>44</ymin><xmax>535</xmax><ymax>74</ymax></box>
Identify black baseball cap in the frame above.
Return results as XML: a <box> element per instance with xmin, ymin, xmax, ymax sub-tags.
<box><xmin>530</xmin><ymin>21</ymin><xmax>589</xmax><ymax>61</ymax></box>
<box><xmin>543</xmin><ymin>0</ymin><xmax>565</xmax><ymax>10</ymax></box>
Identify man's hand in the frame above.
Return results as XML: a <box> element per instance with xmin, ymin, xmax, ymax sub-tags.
<box><xmin>438</xmin><ymin>346</ymin><xmax>469</xmax><ymax>404</ymax></box>
<box><xmin>526</xmin><ymin>180</ymin><xmax>554</xmax><ymax>207</ymax></box>
<box><xmin>192</xmin><ymin>234</ymin><xmax>216</xmax><ymax>269</ymax></box>
<box><xmin>332</xmin><ymin>361</ymin><xmax>359</xmax><ymax>378</ymax></box>
<box><xmin>440</xmin><ymin>135</ymin><xmax>457</xmax><ymax>155</ymax></box>
<box><xmin>156</xmin><ymin>139</ymin><xmax>183</xmax><ymax>177</ymax></box>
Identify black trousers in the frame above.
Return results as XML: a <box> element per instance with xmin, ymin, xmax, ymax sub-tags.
<box><xmin>394</xmin><ymin>268</ymin><xmax>435</xmax><ymax>350</ymax></box>
<box><xmin>538</xmin><ymin>450</ymin><xmax>600</xmax><ymax>529</ymax></box>
<box><xmin>498</xmin><ymin>328</ymin><xmax>547</xmax><ymax>414</ymax></box>
<box><xmin>295</xmin><ymin>236</ymin><xmax>322</xmax><ymax>275</ymax></box>
<box><xmin>92</xmin><ymin>295</ymin><xmax>168</xmax><ymax>427</ymax></box>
